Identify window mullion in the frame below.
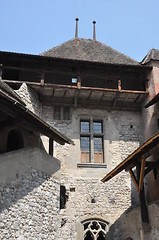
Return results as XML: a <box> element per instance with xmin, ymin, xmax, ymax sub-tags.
<box><xmin>90</xmin><ymin>118</ymin><xmax>94</xmax><ymax>163</ymax></box>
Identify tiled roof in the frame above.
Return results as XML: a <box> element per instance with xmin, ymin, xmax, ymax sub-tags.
<box><xmin>41</xmin><ymin>38</ymin><xmax>139</xmax><ymax>66</ymax></box>
<box><xmin>141</xmin><ymin>48</ymin><xmax>159</xmax><ymax>64</ymax></box>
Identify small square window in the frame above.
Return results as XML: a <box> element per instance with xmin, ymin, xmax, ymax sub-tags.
<box><xmin>72</xmin><ymin>77</ymin><xmax>77</xmax><ymax>84</ymax></box>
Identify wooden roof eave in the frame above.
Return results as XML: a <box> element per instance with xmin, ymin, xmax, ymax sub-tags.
<box><xmin>0</xmin><ymin>50</ymin><xmax>152</xmax><ymax>70</ymax></box>
<box><xmin>101</xmin><ymin>132</ymin><xmax>159</xmax><ymax>183</ymax></box>
<box><xmin>4</xmin><ymin>80</ymin><xmax>149</xmax><ymax>96</ymax></box>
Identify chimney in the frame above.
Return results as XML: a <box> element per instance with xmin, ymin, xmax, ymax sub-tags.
<box><xmin>93</xmin><ymin>20</ymin><xmax>96</xmax><ymax>40</ymax></box>
<box><xmin>75</xmin><ymin>18</ymin><xmax>79</xmax><ymax>38</ymax></box>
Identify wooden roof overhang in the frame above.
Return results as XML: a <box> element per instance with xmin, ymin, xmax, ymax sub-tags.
<box><xmin>0</xmin><ymin>83</ymin><xmax>74</xmax><ymax>145</ymax></box>
<box><xmin>102</xmin><ymin>132</ymin><xmax>159</xmax><ymax>192</ymax></box>
<box><xmin>101</xmin><ymin>133</ymin><xmax>159</xmax><ymax>224</ymax></box>
<box><xmin>4</xmin><ymin>80</ymin><xmax>149</xmax><ymax>110</ymax></box>
<box><xmin>0</xmin><ymin>50</ymin><xmax>152</xmax><ymax>70</ymax></box>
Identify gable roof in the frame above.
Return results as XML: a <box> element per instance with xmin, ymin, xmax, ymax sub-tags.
<box><xmin>0</xmin><ymin>80</ymin><xmax>74</xmax><ymax>145</ymax></box>
<box><xmin>141</xmin><ymin>48</ymin><xmax>159</xmax><ymax>64</ymax></box>
<box><xmin>41</xmin><ymin>38</ymin><xmax>139</xmax><ymax>66</ymax></box>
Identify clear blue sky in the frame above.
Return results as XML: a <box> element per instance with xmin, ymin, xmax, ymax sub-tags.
<box><xmin>1</xmin><ymin>0</ymin><xmax>159</xmax><ymax>61</ymax></box>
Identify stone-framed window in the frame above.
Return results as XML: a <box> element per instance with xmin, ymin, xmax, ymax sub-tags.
<box><xmin>53</xmin><ymin>106</ymin><xmax>70</xmax><ymax>120</ymax></box>
<box><xmin>81</xmin><ymin>218</ymin><xmax>109</xmax><ymax>240</ymax></box>
<box><xmin>80</xmin><ymin>119</ymin><xmax>104</xmax><ymax>164</ymax></box>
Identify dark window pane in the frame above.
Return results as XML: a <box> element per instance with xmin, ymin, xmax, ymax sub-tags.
<box><xmin>80</xmin><ymin>136</ymin><xmax>90</xmax><ymax>151</ymax></box>
<box><xmin>94</xmin><ymin>137</ymin><xmax>103</xmax><ymax>152</ymax></box>
<box><xmin>93</xmin><ymin>121</ymin><xmax>103</xmax><ymax>133</ymax></box>
<box><xmin>63</xmin><ymin>107</ymin><xmax>70</xmax><ymax>120</ymax></box>
<box><xmin>80</xmin><ymin>121</ymin><xmax>90</xmax><ymax>133</ymax></box>
<box><xmin>54</xmin><ymin>106</ymin><xmax>61</xmax><ymax>120</ymax></box>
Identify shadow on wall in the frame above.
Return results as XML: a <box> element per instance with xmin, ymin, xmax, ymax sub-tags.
<box><xmin>0</xmin><ymin>147</ymin><xmax>60</xmax><ymax>214</ymax></box>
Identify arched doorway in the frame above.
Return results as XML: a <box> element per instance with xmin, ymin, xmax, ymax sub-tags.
<box><xmin>82</xmin><ymin>218</ymin><xmax>108</xmax><ymax>240</ymax></box>
<box><xmin>7</xmin><ymin>129</ymin><xmax>24</xmax><ymax>152</ymax></box>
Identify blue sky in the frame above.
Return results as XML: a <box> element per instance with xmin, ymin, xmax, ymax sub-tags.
<box><xmin>1</xmin><ymin>0</ymin><xmax>159</xmax><ymax>61</ymax></box>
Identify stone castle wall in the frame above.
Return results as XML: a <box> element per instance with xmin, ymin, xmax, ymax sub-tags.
<box><xmin>8</xmin><ymin>86</ymin><xmax>145</xmax><ymax>239</ymax></box>
<box><xmin>0</xmin><ymin>148</ymin><xmax>61</xmax><ymax>240</ymax></box>
<box><xmin>41</xmin><ymin>103</ymin><xmax>141</xmax><ymax>239</ymax></box>
<box><xmin>0</xmin><ymin>170</ymin><xmax>60</xmax><ymax>240</ymax></box>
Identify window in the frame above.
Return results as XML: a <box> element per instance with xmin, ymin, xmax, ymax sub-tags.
<box><xmin>53</xmin><ymin>106</ymin><xmax>70</xmax><ymax>120</ymax></box>
<box><xmin>82</xmin><ymin>219</ymin><xmax>108</xmax><ymax>240</ymax></box>
<box><xmin>7</xmin><ymin>129</ymin><xmax>24</xmax><ymax>152</ymax></box>
<box><xmin>72</xmin><ymin>77</ymin><xmax>77</xmax><ymax>84</ymax></box>
<box><xmin>54</xmin><ymin>106</ymin><xmax>61</xmax><ymax>120</ymax></box>
<box><xmin>60</xmin><ymin>185</ymin><xmax>67</xmax><ymax>209</ymax></box>
<box><xmin>80</xmin><ymin>120</ymin><xmax>104</xmax><ymax>164</ymax></box>
<box><xmin>63</xmin><ymin>107</ymin><xmax>70</xmax><ymax>120</ymax></box>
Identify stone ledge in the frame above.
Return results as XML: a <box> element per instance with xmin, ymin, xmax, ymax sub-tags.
<box><xmin>77</xmin><ymin>163</ymin><xmax>107</xmax><ymax>168</ymax></box>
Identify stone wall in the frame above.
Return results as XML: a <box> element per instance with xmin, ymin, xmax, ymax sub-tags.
<box><xmin>42</xmin><ymin>103</ymin><xmax>142</xmax><ymax>239</ymax></box>
<box><xmin>58</xmin><ymin>174</ymin><xmax>132</xmax><ymax>240</ymax></box>
<box><xmin>0</xmin><ymin>170</ymin><xmax>60</xmax><ymax>240</ymax></box>
<box><xmin>0</xmin><ymin>148</ymin><xmax>61</xmax><ymax>240</ymax></box>
<box><xmin>10</xmin><ymin>84</ymin><xmax>144</xmax><ymax>239</ymax></box>
<box><xmin>16</xmin><ymin>83</ymin><xmax>41</xmax><ymax>117</ymax></box>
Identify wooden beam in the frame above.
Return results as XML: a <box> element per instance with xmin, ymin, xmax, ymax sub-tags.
<box><xmin>145</xmin><ymin>160</ymin><xmax>159</xmax><ymax>168</ymax></box>
<box><xmin>40</xmin><ymin>72</ymin><xmax>45</xmax><ymax>84</ymax></box>
<box><xmin>128</xmin><ymin>168</ymin><xmax>139</xmax><ymax>191</ymax></box>
<box><xmin>139</xmin><ymin>156</ymin><xmax>146</xmax><ymax>192</ymax></box>
<box><xmin>144</xmin><ymin>167</ymin><xmax>153</xmax><ymax>177</ymax></box>
<box><xmin>144</xmin><ymin>161</ymin><xmax>159</xmax><ymax>176</ymax></box>
<box><xmin>134</xmin><ymin>95</ymin><xmax>141</xmax><ymax>103</ymax></box>
<box><xmin>4</xmin><ymin>80</ymin><xmax>149</xmax><ymax>95</ymax></box>
<box><xmin>136</xmin><ymin>164</ymin><xmax>149</xmax><ymax>224</ymax></box>
<box><xmin>118</xmin><ymin>79</ymin><xmax>121</xmax><ymax>91</ymax></box>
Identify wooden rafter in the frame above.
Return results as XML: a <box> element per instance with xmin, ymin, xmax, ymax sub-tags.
<box><xmin>138</xmin><ymin>156</ymin><xmax>146</xmax><ymax>192</ymax></box>
<box><xmin>128</xmin><ymin>168</ymin><xmax>139</xmax><ymax>191</ymax></box>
